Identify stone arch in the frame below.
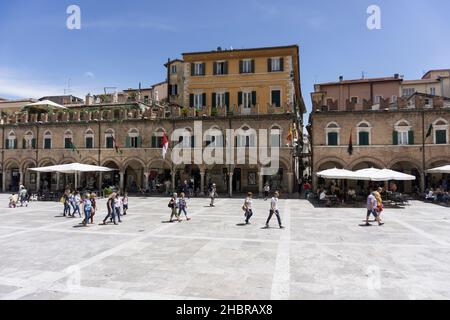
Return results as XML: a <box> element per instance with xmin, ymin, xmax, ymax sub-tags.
<box><xmin>428</xmin><ymin>157</ymin><xmax>450</xmax><ymax>168</ymax></box>
<box><xmin>348</xmin><ymin>156</ymin><xmax>386</xmax><ymax>170</ymax></box>
<box><xmin>123</xmin><ymin>157</ymin><xmax>146</xmax><ymax>170</ymax></box>
<box><xmin>60</xmin><ymin>157</ymin><xmax>78</xmax><ymax>165</ymax></box>
<box><xmin>38</xmin><ymin>158</ymin><xmax>57</xmax><ymax>167</ymax></box>
<box><xmin>315</xmin><ymin>157</ymin><xmax>347</xmax><ymax>171</ymax></box>
<box><xmin>20</xmin><ymin>158</ymin><xmax>37</xmax><ymax>172</ymax></box>
<box><xmin>5</xmin><ymin>159</ymin><xmax>20</xmax><ymax>170</ymax></box>
<box><xmin>101</xmin><ymin>158</ymin><xmax>123</xmax><ymax>171</ymax></box>
<box><xmin>81</xmin><ymin>157</ymin><xmax>98</xmax><ymax>165</ymax></box>
<box><xmin>388</xmin><ymin>158</ymin><xmax>423</xmax><ymax>193</ymax></box>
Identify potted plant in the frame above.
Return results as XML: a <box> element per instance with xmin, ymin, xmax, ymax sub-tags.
<box><xmin>181</xmin><ymin>107</ymin><xmax>189</xmax><ymax>117</ymax></box>
<box><xmin>211</xmin><ymin>106</ymin><xmax>218</xmax><ymax>117</ymax></box>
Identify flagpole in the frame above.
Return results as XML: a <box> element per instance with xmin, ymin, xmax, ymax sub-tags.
<box><xmin>421</xmin><ymin>109</ymin><xmax>426</xmax><ymax>192</ymax></box>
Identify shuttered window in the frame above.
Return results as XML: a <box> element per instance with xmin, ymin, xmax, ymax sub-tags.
<box><xmin>327</xmin><ymin>132</ymin><xmax>338</xmax><ymax>146</ymax></box>
<box><xmin>358</xmin><ymin>132</ymin><xmax>370</xmax><ymax>146</ymax></box>
<box><xmin>271</xmin><ymin>90</ymin><xmax>281</xmax><ymax>107</ymax></box>
<box><xmin>436</xmin><ymin>130</ymin><xmax>447</xmax><ymax>144</ymax></box>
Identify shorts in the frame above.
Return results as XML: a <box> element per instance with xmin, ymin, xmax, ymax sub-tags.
<box><xmin>367</xmin><ymin>209</ymin><xmax>378</xmax><ymax>218</ymax></box>
<box><xmin>123</xmin><ymin>204</ymin><xmax>128</xmax><ymax>209</ymax></box>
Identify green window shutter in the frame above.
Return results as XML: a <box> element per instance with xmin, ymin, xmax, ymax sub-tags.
<box><xmin>202</xmin><ymin>93</ymin><xmax>207</xmax><ymax>107</ymax></box>
<box><xmin>280</xmin><ymin>57</ymin><xmax>284</xmax><ymax>71</ymax></box>
<box><xmin>251</xmin><ymin>59</ymin><xmax>255</xmax><ymax>73</ymax></box>
<box><xmin>408</xmin><ymin>131</ymin><xmax>414</xmax><ymax>145</ymax></box>
<box><xmin>224</xmin><ymin>61</ymin><xmax>228</xmax><ymax>74</ymax></box>
<box><xmin>5</xmin><ymin>139</ymin><xmax>9</xmax><ymax>150</ymax></box>
<box><xmin>32</xmin><ymin>138</ymin><xmax>36</xmax><ymax>149</ymax></box>
<box><xmin>126</xmin><ymin>136</ymin><xmax>131</xmax><ymax>148</ymax></box>
<box><xmin>212</xmin><ymin>93</ymin><xmax>216</xmax><ymax>107</ymax></box>
<box><xmin>251</xmin><ymin>91</ymin><xmax>257</xmax><ymax>106</ymax></box>
<box><xmin>238</xmin><ymin>92</ymin><xmax>242</xmax><ymax>106</ymax></box>
<box><xmin>359</xmin><ymin>132</ymin><xmax>369</xmax><ymax>146</ymax></box>
<box><xmin>202</xmin><ymin>63</ymin><xmax>206</xmax><ymax>75</ymax></box>
<box><xmin>272</xmin><ymin>90</ymin><xmax>281</xmax><ymax>107</ymax></box>
<box><xmin>436</xmin><ymin>130</ymin><xmax>447</xmax><ymax>144</ymax></box>
<box><xmin>151</xmin><ymin>136</ymin><xmax>157</xmax><ymax>148</ymax></box>
<box><xmin>213</xmin><ymin>62</ymin><xmax>217</xmax><ymax>75</ymax></box>
<box><xmin>189</xmin><ymin>94</ymin><xmax>194</xmax><ymax>108</ymax></box>
<box><xmin>191</xmin><ymin>63</ymin><xmax>195</xmax><ymax>76</ymax></box>
<box><xmin>137</xmin><ymin>136</ymin><xmax>142</xmax><ymax>147</ymax></box>
<box><xmin>393</xmin><ymin>131</ymin><xmax>398</xmax><ymax>145</ymax></box>
<box><xmin>23</xmin><ymin>138</ymin><xmax>26</xmax><ymax>149</ymax></box>
<box><xmin>239</xmin><ymin>60</ymin><xmax>243</xmax><ymax>73</ymax></box>
<box><xmin>328</xmin><ymin>132</ymin><xmax>338</xmax><ymax>146</ymax></box>
<box><xmin>14</xmin><ymin>139</ymin><xmax>17</xmax><ymax>149</ymax></box>
<box><xmin>268</xmin><ymin>58</ymin><xmax>272</xmax><ymax>72</ymax></box>
<box><xmin>225</xmin><ymin>92</ymin><xmax>230</xmax><ymax>108</ymax></box>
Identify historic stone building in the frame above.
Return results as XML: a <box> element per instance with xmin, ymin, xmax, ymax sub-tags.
<box><xmin>0</xmin><ymin>45</ymin><xmax>306</xmax><ymax>196</ymax></box>
<box><xmin>310</xmin><ymin>74</ymin><xmax>450</xmax><ymax>193</ymax></box>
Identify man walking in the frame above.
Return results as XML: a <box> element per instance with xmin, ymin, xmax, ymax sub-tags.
<box><xmin>266</xmin><ymin>191</ymin><xmax>284</xmax><ymax>229</ymax></box>
<box><xmin>365</xmin><ymin>191</ymin><xmax>384</xmax><ymax>226</ymax></box>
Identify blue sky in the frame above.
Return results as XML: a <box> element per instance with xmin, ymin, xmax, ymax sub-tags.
<box><xmin>1</xmin><ymin>0</ymin><xmax>450</xmax><ymax>113</ymax></box>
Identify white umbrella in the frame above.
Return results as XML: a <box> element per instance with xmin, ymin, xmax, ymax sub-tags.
<box><xmin>30</xmin><ymin>163</ymin><xmax>114</xmax><ymax>174</ymax></box>
<box><xmin>380</xmin><ymin>169</ymin><xmax>416</xmax><ymax>181</ymax></box>
<box><xmin>427</xmin><ymin>165</ymin><xmax>450</xmax><ymax>174</ymax></box>
<box><xmin>353</xmin><ymin>168</ymin><xmax>416</xmax><ymax>181</ymax></box>
<box><xmin>316</xmin><ymin>168</ymin><xmax>359</xmax><ymax>180</ymax></box>
<box><xmin>22</xmin><ymin>100</ymin><xmax>68</xmax><ymax>112</ymax></box>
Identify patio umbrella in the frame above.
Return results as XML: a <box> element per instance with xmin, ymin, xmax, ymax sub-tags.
<box><xmin>353</xmin><ymin>168</ymin><xmax>416</xmax><ymax>181</ymax></box>
<box><xmin>427</xmin><ymin>165</ymin><xmax>450</xmax><ymax>174</ymax></box>
<box><xmin>21</xmin><ymin>100</ymin><xmax>68</xmax><ymax>112</ymax></box>
<box><xmin>316</xmin><ymin>168</ymin><xmax>359</xmax><ymax>180</ymax></box>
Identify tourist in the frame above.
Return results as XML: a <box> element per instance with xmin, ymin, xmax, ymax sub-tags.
<box><xmin>19</xmin><ymin>186</ymin><xmax>28</xmax><ymax>207</ymax></box>
<box><xmin>90</xmin><ymin>193</ymin><xmax>97</xmax><ymax>224</ymax></box>
<box><xmin>178</xmin><ymin>192</ymin><xmax>190</xmax><ymax>221</ymax></box>
<box><xmin>425</xmin><ymin>189</ymin><xmax>436</xmax><ymax>201</ymax></box>
<box><xmin>69</xmin><ymin>191</ymin><xmax>75</xmax><ymax>215</ymax></box>
<box><xmin>61</xmin><ymin>190</ymin><xmax>71</xmax><ymax>216</ymax></box>
<box><xmin>303</xmin><ymin>181</ymin><xmax>311</xmax><ymax>199</ymax></box>
<box><xmin>347</xmin><ymin>187</ymin><xmax>357</xmax><ymax>201</ymax></box>
<box><xmin>182</xmin><ymin>180</ymin><xmax>189</xmax><ymax>198</ymax></box>
<box><xmin>365</xmin><ymin>191</ymin><xmax>384</xmax><ymax>226</ymax></box>
<box><xmin>73</xmin><ymin>191</ymin><xmax>82</xmax><ymax>218</ymax></box>
<box><xmin>243</xmin><ymin>192</ymin><xmax>254</xmax><ymax>224</ymax></box>
<box><xmin>373</xmin><ymin>187</ymin><xmax>384</xmax><ymax>220</ymax></box>
<box><xmin>164</xmin><ymin>180</ymin><xmax>171</xmax><ymax>196</ymax></box>
<box><xmin>102</xmin><ymin>193</ymin><xmax>117</xmax><ymax>225</ymax></box>
<box><xmin>188</xmin><ymin>180</ymin><xmax>194</xmax><ymax>198</ymax></box>
<box><xmin>82</xmin><ymin>194</ymin><xmax>92</xmax><ymax>226</ymax></box>
<box><xmin>114</xmin><ymin>193</ymin><xmax>122</xmax><ymax>223</ymax></box>
<box><xmin>209</xmin><ymin>183</ymin><xmax>217</xmax><ymax>207</ymax></box>
<box><xmin>122</xmin><ymin>193</ymin><xmax>129</xmax><ymax>215</ymax></box>
<box><xmin>8</xmin><ymin>193</ymin><xmax>18</xmax><ymax>208</ymax></box>
<box><xmin>264</xmin><ymin>183</ymin><xmax>270</xmax><ymax>201</ymax></box>
<box><xmin>265</xmin><ymin>191</ymin><xmax>284</xmax><ymax>229</ymax></box>
<box><xmin>168</xmin><ymin>193</ymin><xmax>180</xmax><ymax>222</ymax></box>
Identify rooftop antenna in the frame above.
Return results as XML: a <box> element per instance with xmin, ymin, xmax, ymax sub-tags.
<box><xmin>64</xmin><ymin>77</ymin><xmax>72</xmax><ymax>95</ymax></box>
<box><xmin>361</xmin><ymin>71</ymin><xmax>365</xmax><ymax>79</ymax></box>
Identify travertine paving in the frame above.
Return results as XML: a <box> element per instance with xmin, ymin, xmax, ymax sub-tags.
<box><xmin>0</xmin><ymin>194</ymin><xmax>449</xmax><ymax>300</ymax></box>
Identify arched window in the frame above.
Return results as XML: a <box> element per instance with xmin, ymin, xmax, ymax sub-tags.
<box><xmin>105</xmin><ymin>129</ymin><xmax>115</xmax><ymax>149</ymax></box>
<box><xmin>205</xmin><ymin>126</ymin><xmax>223</xmax><ymax>147</ymax></box>
<box><xmin>85</xmin><ymin>129</ymin><xmax>94</xmax><ymax>149</ymax></box>
<box><xmin>177</xmin><ymin>127</ymin><xmax>193</xmax><ymax>148</ymax></box>
<box><xmin>394</xmin><ymin>120</ymin><xmax>413</xmax><ymax>145</ymax></box>
<box><xmin>126</xmin><ymin>128</ymin><xmax>141</xmax><ymax>148</ymax></box>
<box><xmin>23</xmin><ymin>131</ymin><xmax>35</xmax><ymax>149</ymax></box>
<box><xmin>152</xmin><ymin>128</ymin><xmax>165</xmax><ymax>148</ymax></box>
<box><xmin>236</xmin><ymin>125</ymin><xmax>256</xmax><ymax>147</ymax></box>
<box><xmin>43</xmin><ymin>130</ymin><xmax>52</xmax><ymax>149</ymax></box>
<box><xmin>433</xmin><ymin>118</ymin><xmax>448</xmax><ymax>145</ymax></box>
<box><xmin>325</xmin><ymin>122</ymin><xmax>340</xmax><ymax>146</ymax></box>
<box><xmin>356</xmin><ymin>121</ymin><xmax>372</xmax><ymax>146</ymax></box>
<box><xmin>6</xmin><ymin>131</ymin><xmax>17</xmax><ymax>149</ymax></box>
<box><xmin>270</xmin><ymin>125</ymin><xmax>281</xmax><ymax>148</ymax></box>
<box><xmin>64</xmin><ymin>130</ymin><xmax>73</xmax><ymax>149</ymax></box>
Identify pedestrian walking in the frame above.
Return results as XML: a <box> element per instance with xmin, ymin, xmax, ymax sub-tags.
<box><xmin>102</xmin><ymin>193</ymin><xmax>117</xmax><ymax>225</ymax></box>
<box><xmin>73</xmin><ymin>191</ymin><xmax>82</xmax><ymax>217</ymax></box>
<box><xmin>168</xmin><ymin>193</ymin><xmax>181</xmax><ymax>222</ymax></box>
<box><xmin>243</xmin><ymin>192</ymin><xmax>254</xmax><ymax>224</ymax></box>
<box><xmin>90</xmin><ymin>193</ymin><xmax>97</xmax><ymax>224</ymax></box>
<box><xmin>178</xmin><ymin>192</ymin><xmax>191</xmax><ymax>221</ymax></box>
<box><xmin>8</xmin><ymin>193</ymin><xmax>18</xmax><ymax>208</ymax></box>
<box><xmin>263</xmin><ymin>183</ymin><xmax>270</xmax><ymax>201</ymax></box>
<box><xmin>82</xmin><ymin>194</ymin><xmax>92</xmax><ymax>226</ymax></box>
<box><xmin>61</xmin><ymin>190</ymin><xmax>71</xmax><ymax>216</ymax></box>
<box><xmin>122</xmin><ymin>193</ymin><xmax>129</xmax><ymax>215</ymax></box>
<box><xmin>209</xmin><ymin>183</ymin><xmax>217</xmax><ymax>207</ymax></box>
<box><xmin>69</xmin><ymin>191</ymin><xmax>76</xmax><ymax>216</ymax></box>
<box><xmin>19</xmin><ymin>186</ymin><xmax>28</xmax><ymax>207</ymax></box>
<box><xmin>114</xmin><ymin>193</ymin><xmax>122</xmax><ymax>223</ymax></box>
<box><xmin>373</xmin><ymin>186</ymin><xmax>384</xmax><ymax>222</ymax></box>
<box><xmin>365</xmin><ymin>191</ymin><xmax>384</xmax><ymax>226</ymax></box>
<box><xmin>265</xmin><ymin>191</ymin><xmax>284</xmax><ymax>229</ymax></box>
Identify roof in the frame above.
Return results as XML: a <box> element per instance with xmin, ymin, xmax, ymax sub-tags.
<box><xmin>151</xmin><ymin>81</ymin><xmax>167</xmax><ymax>88</ymax></box>
<box><xmin>402</xmin><ymin>79</ymin><xmax>440</xmax><ymax>85</ymax></box>
<box><xmin>164</xmin><ymin>59</ymin><xmax>184</xmax><ymax>67</ymax></box>
<box><xmin>422</xmin><ymin>69</ymin><xmax>450</xmax><ymax>79</ymax></box>
<box><xmin>182</xmin><ymin>44</ymin><xmax>299</xmax><ymax>56</ymax></box>
<box><xmin>406</xmin><ymin>92</ymin><xmax>450</xmax><ymax>101</ymax></box>
<box><xmin>317</xmin><ymin>76</ymin><xmax>402</xmax><ymax>86</ymax></box>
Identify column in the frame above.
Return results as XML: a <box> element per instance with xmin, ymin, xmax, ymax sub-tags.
<box><xmin>36</xmin><ymin>172</ymin><xmax>40</xmax><ymax>191</ymax></box>
<box><xmin>2</xmin><ymin>171</ymin><xmax>6</xmax><ymax>192</ymax></box>
<box><xmin>287</xmin><ymin>172</ymin><xmax>294</xmax><ymax>194</ymax></box>
<box><xmin>171</xmin><ymin>170</ymin><xmax>176</xmax><ymax>193</ymax></box>
<box><xmin>98</xmin><ymin>172</ymin><xmax>103</xmax><ymax>195</ymax></box>
<box><xmin>144</xmin><ymin>172</ymin><xmax>149</xmax><ymax>191</ymax></box>
<box><xmin>200</xmin><ymin>170</ymin><xmax>205</xmax><ymax>196</ymax></box>
<box><xmin>228</xmin><ymin>172</ymin><xmax>233</xmax><ymax>198</ymax></box>
<box><xmin>19</xmin><ymin>170</ymin><xmax>23</xmax><ymax>186</ymax></box>
<box><xmin>258</xmin><ymin>171</ymin><xmax>263</xmax><ymax>197</ymax></box>
<box><xmin>56</xmin><ymin>173</ymin><xmax>60</xmax><ymax>191</ymax></box>
<box><xmin>119</xmin><ymin>171</ymin><xmax>125</xmax><ymax>192</ymax></box>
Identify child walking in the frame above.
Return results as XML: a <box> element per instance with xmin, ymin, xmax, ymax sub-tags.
<box><xmin>122</xmin><ymin>193</ymin><xmax>129</xmax><ymax>215</ymax></box>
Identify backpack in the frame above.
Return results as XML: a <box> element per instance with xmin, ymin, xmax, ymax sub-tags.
<box><xmin>168</xmin><ymin>199</ymin><xmax>174</xmax><ymax>208</ymax></box>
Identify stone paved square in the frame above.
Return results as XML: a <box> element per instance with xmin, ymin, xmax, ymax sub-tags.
<box><xmin>0</xmin><ymin>194</ymin><xmax>449</xmax><ymax>300</ymax></box>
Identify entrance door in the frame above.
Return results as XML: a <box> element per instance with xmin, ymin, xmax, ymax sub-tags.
<box><xmin>232</xmin><ymin>168</ymin><xmax>241</xmax><ymax>192</ymax></box>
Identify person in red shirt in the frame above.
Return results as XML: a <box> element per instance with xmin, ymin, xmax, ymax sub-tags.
<box><xmin>303</xmin><ymin>181</ymin><xmax>312</xmax><ymax>199</ymax></box>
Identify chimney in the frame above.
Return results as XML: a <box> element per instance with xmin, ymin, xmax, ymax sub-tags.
<box><xmin>339</xmin><ymin>76</ymin><xmax>344</xmax><ymax>82</ymax></box>
<box><xmin>85</xmin><ymin>94</ymin><xmax>93</xmax><ymax>106</ymax></box>
<box><xmin>394</xmin><ymin>73</ymin><xmax>399</xmax><ymax>79</ymax></box>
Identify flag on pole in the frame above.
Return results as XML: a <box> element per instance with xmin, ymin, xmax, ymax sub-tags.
<box><xmin>347</xmin><ymin>129</ymin><xmax>353</xmax><ymax>155</ymax></box>
<box><xmin>69</xmin><ymin>141</ymin><xmax>80</xmax><ymax>156</ymax></box>
<box><xmin>426</xmin><ymin>124</ymin><xmax>433</xmax><ymax>138</ymax></box>
<box><xmin>162</xmin><ymin>131</ymin><xmax>169</xmax><ymax>159</ymax></box>
<box><xmin>287</xmin><ymin>125</ymin><xmax>293</xmax><ymax>146</ymax></box>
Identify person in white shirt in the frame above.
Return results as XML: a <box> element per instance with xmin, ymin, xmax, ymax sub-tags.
<box><xmin>263</xmin><ymin>183</ymin><xmax>270</xmax><ymax>201</ymax></box>
<box><xmin>265</xmin><ymin>191</ymin><xmax>284</xmax><ymax>229</ymax></box>
<box><xmin>243</xmin><ymin>192</ymin><xmax>253</xmax><ymax>224</ymax></box>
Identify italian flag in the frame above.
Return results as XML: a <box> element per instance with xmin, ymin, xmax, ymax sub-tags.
<box><xmin>162</xmin><ymin>131</ymin><xmax>169</xmax><ymax>159</ymax></box>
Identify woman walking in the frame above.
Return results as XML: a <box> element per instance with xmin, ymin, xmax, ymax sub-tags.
<box><xmin>73</xmin><ymin>191</ymin><xmax>82</xmax><ymax>218</ymax></box>
<box><xmin>122</xmin><ymin>193</ymin><xmax>129</xmax><ymax>215</ymax></box>
<box><xmin>102</xmin><ymin>193</ymin><xmax>117</xmax><ymax>225</ymax></box>
<box><xmin>243</xmin><ymin>192</ymin><xmax>254</xmax><ymax>224</ymax></box>
<box><xmin>178</xmin><ymin>192</ymin><xmax>191</xmax><ymax>221</ymax></box>
<box><xmin>90</xmin><ymin>193</ymin><xmax>97</xmax><ymax>224</ymax></box>
<box><xmin>82</xmin><ymin>194</ymin><xmax>92</xmax><ymax>226</ymax></box>
<box><xmin>265</xmin><ymin>191</ymin><xmax>284</xmax><ymax>229</ymax></box>
<box><xmin>168</xmin><ymin>193</ymin><xmax>181</xmax><ymax>222</ymax></box>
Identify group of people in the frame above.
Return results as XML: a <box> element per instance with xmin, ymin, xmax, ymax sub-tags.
<box><xmin>242</xmin><ymin>191</ymin><xmax>284</xmax><ymax>229</ymax></box>
<box><xmin>8</xmin><ymin>185</ymin><xmax>32</xmax><ymax>208</ymax></box>
<box><xmin>168</xmin><ymin>192</ymin><xmax>191</xmax><ymax>222</ymax></box>
<box><xmin>425</xmin><ymin>187</ymin><xmax>450</xmax><ymax>204</ymax></box>
<box><xmin>364</xmin><ymin>187</ymin><xmax>385</xmax><ymax>227</ymax></box>
<box><xmin>61</xmin><ymin>189</ymin><xmax>129</xmax><ymax>226</ymax></box>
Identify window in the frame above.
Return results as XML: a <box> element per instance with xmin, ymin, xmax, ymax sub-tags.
<box><xmin>152</xmin><ymin>129</ymin><xmax>165</xmax><ymax>148</ymax></box>
<box><xmin>105</xmin><ymin>129</ymin><xmax>115</xmax><ymax>149</ymax></box>
<box><xmin>23</xmin><ymin>131</ymin><xmax>35</xmax><ymax>149</ymax></box>
<box><xmin>269</xmin><ymin>58</ymin><xmax>283</xmax><ymax>72</ymax></box>
<box><xmin>374</xmin><ymin>95</ymin><xmax>382</xmax><ymax>104</ymax></box>
<box><xmin>325</xmin><ymin>122</ymin><xmax>340</xmax><ymax>146</ymax></box>
<box><xmin>433</xmin><ymin>119</ymin><xmax>448</xmax><ymax>144</ymax></box>
<box><xmin>170</xmin><ymin>84</ymin><xmax>178</xmax><ymax>95</ymax></box>
<box><xmin>242</xmin><ymin>92</ymin><xmax>252</xmax><ymax>109</ymax></box>
<box><xmin>271</xmin><ymin>90</ymin><xmax>281</xmax><ymax>107</ymax></box>
<box><xmin>391</xmin><ymin>95</ymin><xmax>397</xmax><ymax>103</ymax></box>
<box><xmin>194</xmin><ymin>93</ymin><xmax>203</xmax><ymax>108</ymax></box>
<box><xmin>270</xmin><ymin>127</ymin><xmax>281</xmax><ymax>147</ymax></box>
<box><xmin>430</xmin><ymin>87</ymin><xmax>436</xmax><ymax>96</ymax></box>
<box><xmin>127</xmin><ymin>129</ymin><xmax>141</xmax><ymax>148</ymax></box>
<box><xmin>85</xmin><ymin>129</ymin><xmax>94</xmax><ymax>149</ymax></box>
<box><xmin>358</xmin><ymin>132</ymin><xmax>369</xmax><ymax>145</ymax></box>
<box><xmin>43</xmin><ymin>131</ymin><xmax>52</xmax><ymax>149</ymax></box>
<box><xmin>215</xmin><ymin>92</ymin><xmax>226</xmax><ymax>107</ymax></box>
<box><xmin>64</xmin><ymin>130</ymin><xmax>73</xmax><ymax>149</ymax></box>
<box><xmin>350</xmin><ymin>97</ymin><xmax>358</xmax><ymax>104</ymax></box>
<box><xmin>192</xmin><ymin>63</ymin><xmax>205</xmax><ymax>76</ymax></box>
<box><xmin>394</xmin><ymin>120</ymin><xmax>413</xmax><ymax>145</ymax></box>
<box><xmin>144</xmin><ymin>95</ymin><xmax>149</xmax><ymax>104</ymax></box>
<box><xmin>402</xmin><ymin>88</ymin><xmax>415</xmax><ymax>97</ymax></box>
<box><xmin>214</xmin><ymin>61</ymin><xmax>228</xmax><ymax>75</ymax></box>
<box><xmin>206</xmin><ymin>128</ymin><xmax>223</xmax><ymax>147</ymax></box>
<box><xmin>171</xmin><ymin>65</ymin><xmax>177</xmax><ymax>74</ymax></box>
<box><xmin>236</xmin><ymin>126</ymin><xmax>256</xmax><ymax>147</ymax></box>
<box><xmin>424</xmin><ymin>98</ymin><xmax>432</xmax><ymax>107</ymax></box>
<box><xmin>398</xmin><ymin>131</ymin><xmax>409</xmax><ymax>145</ymax></box>
<box><xmin>6</xmin><ymin>131</ymin><xmax>17</xmax><ymax>149</ymax></box>
<box><xmin>178</xmin><ymin>129</ymin><xmax>193</xmax><ymax>148</ymax></box>
<box><xmin>240</xmin><ymin>59</ymin><xmax>254</xmax><ymax>74</ymax></box>
<box><xmin>357</xmin><ymin>121</ymin><xmax>371</xmax><ymax>146</ymax></box>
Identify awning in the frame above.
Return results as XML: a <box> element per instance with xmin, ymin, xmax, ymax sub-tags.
<box><xmin>427</xmin><ymin>165</ymin><xmax>450</xmax><ymax>174</ymax></box>
<box><xmin>21</xmin><ymin>100</ymin><xmax>68</xmax><ymax>112</ymax></box>
<box><xmin>317</xmin><ymin>168</ymin><xmax>416</xmax><ymax>181</ymax></box>
<box><xmin>316</xmin><ymin>168</ymin><xmax>360</xmax><ymax>180</ymax></box>
<box><xmin>30</xmin><ymin>163</ymin><xmax>115</xmax><ymax>174</ymax></box>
